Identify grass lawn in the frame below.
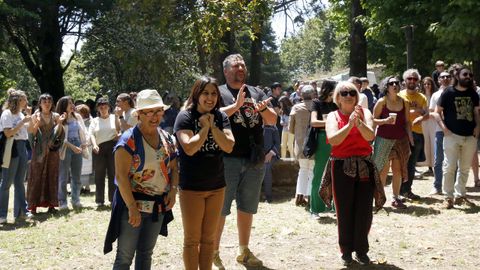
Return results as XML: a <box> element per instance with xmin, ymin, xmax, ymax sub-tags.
<box><xmin>1</xmin><ymin>167</ymin><xmax>480</xmax><ymax>269</ymax></box>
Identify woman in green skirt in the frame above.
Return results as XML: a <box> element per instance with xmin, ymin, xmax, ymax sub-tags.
<box><xmin>310</xmin><ymin>80</ymin><xmax>338</xmax><ymax>217</ymax></box>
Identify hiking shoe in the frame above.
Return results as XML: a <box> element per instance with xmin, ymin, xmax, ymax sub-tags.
<box><xmin>391</xmin><ymin>198</ymin><xmax>407</xmax><ymax>209</ymax></box>
<box><xmin>212</xmin><ymin>252</ymin><xmax>225</xmax><ymax>270</ymax></box>
<box><xmin>443</xmin><ymin>198</ymin><xmax>454</xmax><ymax>209</ymax></box>
<box><xmin>454</xmin><ymin>197</ymin><xmax>476</xmax><ymax>207</ymax></box>
<box><xmin>402</xmin><ymin>191</ymin><xmax>421</xmax><ymax>200</ymax></box>
<box><xmin>59</xmin><ymin>204</ymin><xmax>69</xmax><ymax>211</ymax></box>
<box><xmin>355</xmin><ymin>253</ymin><xmax>370</xmax><ymax>265</ymax></box>
<box><xmin>236</xmin><ymin>248</ymin><xmax>263</xmax><ymax>267</ymax></box>
<box><xmin>341</xmin><ymin>253</ymin><xmax>353</xmax><ymax>266</ymax></box>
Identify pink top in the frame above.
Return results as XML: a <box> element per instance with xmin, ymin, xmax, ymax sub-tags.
<box><xmin>330</xmin><ymin>109</ymin><xmax>373</xmax><ymax>158</ymax></box>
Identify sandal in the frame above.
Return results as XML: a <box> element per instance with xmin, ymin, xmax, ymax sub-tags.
<box><xmin>475</xmin><ymin>179</ymin><xmax>480</xmax><ymax>187</ymax></box>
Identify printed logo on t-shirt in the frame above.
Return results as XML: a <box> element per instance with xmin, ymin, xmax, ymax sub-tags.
<box><xmin>232</xmin><ymin>97</ymin><xmax>260</xmax><ymax>128</ymax></box>
<box><xmin>195</xmin><ymin>120</ymin><xmax>220</xmax><ymax>153</ymax></box>
<box><xmin>454</xmin><ymin>97</ymin><xmax>474</xmax><ymax>121</ymax></box>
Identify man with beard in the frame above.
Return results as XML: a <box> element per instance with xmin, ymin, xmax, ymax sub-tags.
<box><xmin>399</xmin><ymin>69</ymin><xmax>429</xmax><ymax>200</ymax></box>
<box><xmin>436</xmin><ymin>66</ymin><xmax>480</xmax><ymax>209</ymax></box>
<box><xmin>213</xmin><ymin>54</ymin><xmax>276</xmax><ymax>269</ymax></box>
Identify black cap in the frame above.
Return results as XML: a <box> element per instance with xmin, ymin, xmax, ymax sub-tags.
<box><xmin>271</xmin><ymin>82</ymin><xmax>282</xmax><ymax>89</ymax></box>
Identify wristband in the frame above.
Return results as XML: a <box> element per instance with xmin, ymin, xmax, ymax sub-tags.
<box><xmin>259</xmin><ymin>107</ymin><xmax>268</xmax><ymax>113</ymax></box>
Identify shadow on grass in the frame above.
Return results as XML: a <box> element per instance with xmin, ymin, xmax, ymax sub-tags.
<box><xmin>340</xmin><ymin>262</ymin><xmax>405</xmax><ymax>269</ymax></box>
<box><xmin>378</xmin><ymin>204</ymin><xmax>441</xmax><ymax>217</ymax></box>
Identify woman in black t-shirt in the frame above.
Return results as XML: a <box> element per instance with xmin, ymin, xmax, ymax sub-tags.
<box><xmin>174</xmin><ymin>76</ymin><xmax>235</xmax><ymax>270</ymax></box>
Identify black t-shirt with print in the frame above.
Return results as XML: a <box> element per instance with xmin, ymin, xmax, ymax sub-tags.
<box><xmin>313</xmin><ymin>99</ymin><xmax>338</xmax><ymax>120</ymax></box>
<box><xmin>174</xmin><ymin>109</ymin><xmax>230</xmax><ymax>191</ymax></box>
<box><xmin>438</xmin><ymin>86</ymin><xmax>479</xmax><ymax>136</ymax></box>
<box><xmin>219</xmin><ymin>84</ymin><xmax>267</xmax><ymax>158</ymax></box>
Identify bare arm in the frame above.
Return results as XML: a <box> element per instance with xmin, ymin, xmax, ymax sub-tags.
<box><xmin>220</xmin><ymin>84</ymin><xmax>246</xmax><ymax>117</ymax></box>
<box><xmin>310</xmin><ymin>111</ymin><xmax>326</xmax><ymax>128</ymax></box>
<box><xmin>165</xmin><ymin>159</ymin><xmax>178</xmax><ymax>210</ymax></box>
<box><xmin>211</xmin><ymin>127</ymin><xmax>235</xmax><ymax>153</ymax></box>
<box><xmin>176</xmin><ymin>128</ymin><xmax>209</xmax><ymax>156</ymax></box>
<box><xmin>114</xmin><ymin>148</ymin><xmax>141</xmax><ymax>227</ymax></box>
<box><xmin>355</xmin><ymin>108</ymin><xmax>375</xmax><ymax>141</ymax></box>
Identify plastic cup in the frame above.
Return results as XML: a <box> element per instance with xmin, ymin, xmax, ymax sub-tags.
<box><xmin>389</xmin><ymin>113</ymin><xmax>397</xmax><ymax>124</ymax></box>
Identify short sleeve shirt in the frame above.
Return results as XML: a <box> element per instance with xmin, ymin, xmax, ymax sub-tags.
<box><xmin>399</xmin><ymin>90</ymin><xmax>428</xmax><ymax>134</ymax></box>
<box><xmin>219</xmin><ymin>84</ymin><xmax>267</xmax><ymax>158</ymax></box>
<box><xmin>0</xmin><ymin>110</ymin><xmax>28</xmax><ymax>140</ymax></box>
<box><xmin>438</xmin><ymin>86</ymin><xmax>479</xmax><ymax>136</ymax></box>
<box><xmin>174</xmin><ymin>109</ymin><xmax>230</xmax><ymax>191</ymax></box>
<box><xmin>313</xmin><ymin>99</ymin><xmax>338</xmax><ymax>120</ymax></box>
<box><xmin>114</xmin><ymin>126</ymin><xmax>177</xmax><ymax>213</ymax></box>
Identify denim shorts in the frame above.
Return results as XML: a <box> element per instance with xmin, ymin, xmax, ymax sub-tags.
<box><xmin>221</xmin><ymin>157</ymin><xmax>265</xmax><ymax>216</ymax></box>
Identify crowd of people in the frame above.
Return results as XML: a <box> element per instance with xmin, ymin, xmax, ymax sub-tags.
<box><xmin>0</xmin><ymin>55</ymin><xmax>479</xmax><ymax>269</ymax></box>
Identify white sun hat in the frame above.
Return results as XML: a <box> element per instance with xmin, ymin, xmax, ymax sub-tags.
<box><xmin>133</xmin><ymin>89</ymin><xmax>170</xmax><ymax>114</ymax></box>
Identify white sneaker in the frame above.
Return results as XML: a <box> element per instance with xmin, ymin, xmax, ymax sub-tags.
<box><xmin>0</xmin><ymin>217</ymin><xmax>6</xmax><ymax>224</ymax></box>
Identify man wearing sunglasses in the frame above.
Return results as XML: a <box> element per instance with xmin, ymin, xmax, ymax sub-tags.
<box><xmin>428</xmin><ymin>71</ymin><xmax>452</xmax><ymax>195</ymax></box>
<box><xmin>398</xmin><ymin>69</ymin><xmax>429</xmax><ymax>200</ymax></box>
<box><xmin>436</xmin><ymin>66</ymin><xmax>480</xmax><ymax>209</ymax></box>
<box><xmin>432</xmin><ymin>60</ymin><xmax>445</xmax><ymax>88</ymax></box>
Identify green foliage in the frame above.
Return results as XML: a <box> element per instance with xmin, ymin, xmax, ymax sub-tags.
<box><xmin>63</xmin><ymin>58</ymin><xmax>100</xmax><ymax>102</ymax></box>
<box><xmin>279</xmin><ymin>14</ymin><xmax>340</xmax><ymax>79</ymax></box>
<box><xmin>80</xmin><ymin>2</ymin><xmax>198</xmax><ymax>99</ymax></box>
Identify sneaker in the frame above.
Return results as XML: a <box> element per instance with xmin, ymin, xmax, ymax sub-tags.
<box><xmin>443</xmin><ymin>198</ymin><xmax>454</xmax><ymax>209</ymax></box>
<box><xmin>402</xmin><ymin>191</ymin><xmax>421</xmax><ymax>200</ymax></box>
<box><xmin>96</xmin><ymin>202</ymin><xmax>105</xmax><ymax>207</ymax></box>
<box><xmin>47</xmin><ymin>207</ymin><xmax>58</xmax><ymax>213</ymax></box>
<box><xmin>72</xmin><ymin>202</ymin><xmax>83</xmax><ymax>209</ymax></box>
<box><xmin>59</xmin><ymin>204</ymin><xmax>69</xmax><ymax>211</ymax></box>
<box><xmin>355</xmin><ymin>253</ymin><xmax>370</xmax><ymax>265</ymax></box>
<box><xmin>341</xmin><ymin>253</ymin><xmax>353</xmax><ymax>266</ymax></box>
<box><xmin>236</xmin><ymin>248</ymin><xmax>263</xmax><ymax>267</ymax></box>
<box><xmin>212</xmin><ymin>252</ymin><xmax>225</xmax><ymax>270</ymax></box>
<box><xmin>454</xmin><ymin>197</ymin><xmax>476</xmax><ymax>207</ymax></box>
<box><xmin>0</xmin><ymin>217</ymin><xmax>6</xmax><ymax>224</ymax></box>
<box><xmin>428</xmin><ymin>188</ymin><xmax>442</xmax><ymax>196</ymax></box>
<box><xmin>391</xmin><ymin>198</ymin><xmax>407</xmax><ymax>209</ymax></box>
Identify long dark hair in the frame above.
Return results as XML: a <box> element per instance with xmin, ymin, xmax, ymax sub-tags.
<box><xmin>318</xmin><ymin>79</ymin><xmax>337</xmax><ymax>101</ymax></box>
<box><xmin>38</xmin><ymin>93</ymin><xmax>54</xmax><ymax>112</ymax></box>
<box><xmin>453</xmin><ymin>65</ymin><xmax>475</xmax><ymax>90</ymax></box>
<box><xmin>278</xmin><ymin>96</ymin><xmax>293</xmax><ymax>116</ymax></box>
<box><xmin>186</xmin><ymin>76</ymin><xmax>223</xmax><ymax>112</ymax></box>
<box><xmin>56</xmin><ymin>96</ymin><xmax>75</xmax><ymax>124</ymax></box>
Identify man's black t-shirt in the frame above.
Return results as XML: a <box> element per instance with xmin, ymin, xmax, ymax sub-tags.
<box><xmin>174</xmin><ymin>109</ymin><xmax>230</xmax><ymax>191</ymax></box>
<box><xmin>219</xmin><ymin>84</ymin><xmax>267</xmax><ymax>158</ymax></box>
<box><xmin>438</xmin><ymin>86</ymin><xmax>479</xmax><ymax>136</ymax></box>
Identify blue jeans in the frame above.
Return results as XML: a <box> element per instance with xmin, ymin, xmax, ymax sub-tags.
<box><xmin>58</xmin><ymin>138</ymin><xmax>83</xmax><ymax>206</ymax></box>
<box><xmin>433</xmin><ymin>131</ymin><xmax>444</xmax><ymax>191</ymax></box>
<box><xmin>401</xmin><ymin>132</ymin><xmax>424</xmax><ymax>194</ymax></box>
<box><xmin>222</xmin><ymin>157</ymin><xmax>265</xmax><ymax>216</ymax></box>
<box><xmin>113</xmin><ymin>210</ymin><xmax>164</xmax><ymax>270</ymax></box>
<box><xmin>0</xmin><ymin>140</ymin><xmax>29</xmax><ymax>219</ymax></box>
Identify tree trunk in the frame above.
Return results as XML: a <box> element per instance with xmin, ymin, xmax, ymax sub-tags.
<box><xmin>213</xmin><ymin>29</ymin><xmax>236</xmax><ymax>84</ymax></box>
<box><xmin>249</xmin><ymin>29</ymin><xmax>263</xmax><ymax>86</ymax></box>
<box><xmin>349</xmin><ymin>0</ymin><xmax>367</xmax><ymax>77</ymax></box>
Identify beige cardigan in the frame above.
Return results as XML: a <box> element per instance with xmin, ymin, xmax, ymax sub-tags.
<box><xmin>59</xmin><ymin>112</ymin><xmax>90</xmax><ymax>160</ymax></box>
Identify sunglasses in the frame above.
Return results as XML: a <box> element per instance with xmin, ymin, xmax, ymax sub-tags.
<box><xmin>440</xmin><ymin>75</ymin><xmax>451</xmax><ymax>79</ymax></box>
<box><xmin>387</xmin><ymin>81</ymin><xmax>400</xmax><ymax>86</ymax></box>
<box><xmin>139</xmin><ymin>109</ymin><xmax>164</xmax><ymax>117</ymax></box>
<box><xmin>461</xmin><ymin>72</ymin><xmax>473</xmax><ymax>78</ymax></box>
<box><xmin>406</xmin><ymin>77</ymin><xmax>418</xmax><ymax>82</ymax></box>
<box><xmin>339</xmin><ymin>90</ymin><xmax>357</xmax><ymax>97</ymax></box>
